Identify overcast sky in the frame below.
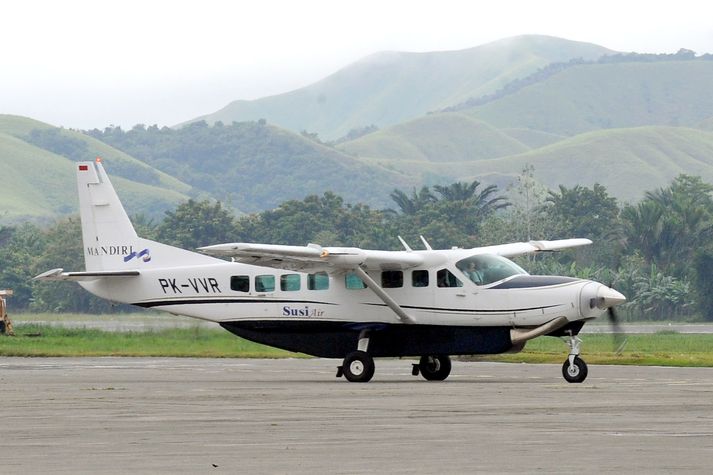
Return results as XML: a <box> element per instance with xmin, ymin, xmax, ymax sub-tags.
<box><xmin>2</xmin><ymin>0</ymin><xmax>712</xmax><ymax>130</ymax></box>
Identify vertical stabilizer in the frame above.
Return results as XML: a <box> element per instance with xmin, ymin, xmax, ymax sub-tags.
<box><xmin>76</xmin><ymin>160</ymin><xmax>219</xmax><ymax>271</ymax></box>
<box><xmin>77</xmin><ymin>160</ymin><xmax>138</xmax><ymax>271</ymax></box>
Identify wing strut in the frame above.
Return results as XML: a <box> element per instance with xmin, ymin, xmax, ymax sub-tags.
<box><xmin>352</xmin><ymin>267</ymin><xmax>415</xmax><ymax>324</ymax></box>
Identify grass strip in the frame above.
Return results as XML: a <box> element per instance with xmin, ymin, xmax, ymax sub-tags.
<box><xmin>2</xmin><ymin>325</ymin><xmax>713</xmax><ymax>366</ymax></box>
<box><xmin>471</xmin><ymin>333</ymin><xmax>713</xmax><ymax>367</ymax></box>
<box><xmin>0</xmin><ymin>324</ymin><xmax>297</xmax><ymax>358</ymax></box>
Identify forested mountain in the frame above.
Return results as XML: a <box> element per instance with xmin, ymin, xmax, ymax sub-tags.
<box><xmin>87</xmin><ymin>120</ymin><xmax>413</xmax><ymax>212</ymax></box>
<box><xmin>0</xmin><ymin>115</ymin><xmax>192</xmax><ymax>223</ymax></box>
<box><xmin>191</xmin><ymin>35</ymin><xmax>612</xmax><ymax>139</ymax></box>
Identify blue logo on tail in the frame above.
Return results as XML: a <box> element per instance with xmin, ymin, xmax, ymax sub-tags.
<box><xmin>124</xmin><ymin>248</ymin><xmax>151</xmax><ymax>263</ymax></box>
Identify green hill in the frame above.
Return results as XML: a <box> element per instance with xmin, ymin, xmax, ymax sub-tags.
<box><xmin>345</xmin><ymin>126</ymin><xmax>713</xmax><ymax>203</ymax></box>
<box><xmin>88</xmin><ymin>121</ymin><xmax>414</xmax><ymax>212</ymax></box>
<box><xmin>339</xmin><ymin>113</ymin><xmax>529</xmax><ymax>162</ymax></box>
<box><xmin>462</xmin><ymin>126</ymin><xmax>713</xmax><ymax>203</ymax></box>
<box><xmin>463</xmin><ymin>60</ymin><xmax>713</xmax><ymax>136</ymax></box>
<box><xmin>499</xmin><ymin>128</ymin><xmax>566</xmax><ymax>148</ymax></box>
<box><xmin>191</xmin><ymin>35</ymin><xmax>612</xmax><ymax>139</ymax></box>
<box><xmin>0</xmin><ymin>115</ymin><xmax>193</xmax><ymax>223</ymax></box>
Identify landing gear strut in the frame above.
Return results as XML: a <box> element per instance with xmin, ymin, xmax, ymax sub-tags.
<box><xmin>337</xmin><ymin>331</ymin><xmax>376</xmax><ymax>383</ymax></box>
<box><xmin>412</xmin><ymin>355</ymin><xmax>452</xmax><ymax>381</ymax></box>
<box><xmin>561</xmin><ymin>333</ymin><xmax>588</xmax><ymax>383</ymax></box>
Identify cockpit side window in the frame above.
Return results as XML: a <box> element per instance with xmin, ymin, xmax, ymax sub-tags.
<box><xmin>456</xmin><ymin>254</ymin><xmax>527</xmax><ymax>286</ymax></box>
<box><xmin>437</xmin><ymin>269</ymin><xmax>462</xmax><ymax>288</ymax></box>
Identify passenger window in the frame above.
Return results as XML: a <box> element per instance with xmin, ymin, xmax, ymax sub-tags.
<box><xmin>255</xmin><ymin>275</ymin><xmax>275</xmax><ymax>292</ymax></box>
<box><xmin>345</xmin><ymin>272</ymin><xmax>366</xmax><ymax>289</ymax></box>
<box><xmin>437</xmin><ymin>269</ymin><xmax>462</xmax><ymax>288</ymax></box>
<box><xmin>231</xmin><ymin>275</ymin><xmax>250</xmax><ymax>292</ymax></box>
<box><xmin>308</xmin><ymin>272</ymin><xmax>330</xmax><ymax>290</ymax></box>
<box><xmin>280</xmin><ymin>274</ymin><xmax>301</xmax><ymax>291</ymax></box>
<box><xmin>412</xmin><ymin>270</ymin><xmax>429</xmax><ymax>287</ymax></box>
<box><xmin>381</xmin><ymin>270</ymin><xmax>403</xmax><ymax>288</ymax></box>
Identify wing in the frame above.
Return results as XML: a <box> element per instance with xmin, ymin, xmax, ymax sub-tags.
<box><xmin>198</xmin><ymin>243</ymin><xmax>424</xmax><ymax>273</ymax></box>
<box><xmin>34</xmin><ymin>268</ymin><xmax>140</xmax><ymax>281</ymax></box>
<box><xmin>475</xmin><ymin>238</ymin><xmax>592</xmax><ymax>258</ymax></box>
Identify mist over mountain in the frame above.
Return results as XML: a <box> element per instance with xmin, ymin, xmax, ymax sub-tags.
<box><xmin>191</xmin><ymin>35</ymin><xmax>613</xmax><ymax>140</ymax></box>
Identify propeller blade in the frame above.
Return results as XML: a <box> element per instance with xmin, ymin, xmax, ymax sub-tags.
<box><xmin>608</xmin><ymin>306</ymin><xmax>627</xmax><ymax>355</ymax></box>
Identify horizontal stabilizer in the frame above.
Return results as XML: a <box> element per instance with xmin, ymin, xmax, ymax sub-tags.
<box><xmin>33</xmin><ymin>268</ymin><xmax>140</xmax><ymax>282</ymax></box>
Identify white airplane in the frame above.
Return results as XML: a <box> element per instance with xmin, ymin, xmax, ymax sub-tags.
<box><xmin>36</xmin><ymin>160</ymin><xmax>626</xmax><ymax>383</ymax></box>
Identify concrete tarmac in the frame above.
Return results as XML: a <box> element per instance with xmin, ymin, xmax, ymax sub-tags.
<box><xmin>1</xmin><ymin>358</ymin><xmax>712</xmax><ymax>474</ymax></box>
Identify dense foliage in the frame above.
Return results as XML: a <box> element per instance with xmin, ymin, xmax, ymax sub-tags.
<box><xmin>3</xmin><ymin>175</ymin><xmax>713</xmax><ymax>321</ymax></box>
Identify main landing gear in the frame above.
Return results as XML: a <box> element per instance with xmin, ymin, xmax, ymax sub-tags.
<box><xmin>412</xmin><ymin>355</ymin><xmax>452</xmax><ymax>381</ymax></box>
<box><xmin>561</xmin><ymin>332</ymin><xmax>588</xmax><ymax>383</ymax></box>
<box><xmin>339</xmin><ymin>350</ymin><xmax>375</xmax><ymax>383</ymax></box>
<box><xmin>336</xmin><ymin>352</ymin><xmax>453</xmax><ymax>383</ymax></box>
<box><xmin>337</xmin><ymin>331</ymin><xmax>376</xmax><ymax>383</ymax></box>
<box><xmin>336</xmin><ymin>331</ymin><xmax>453</xmax><ymax>383</ymax></box>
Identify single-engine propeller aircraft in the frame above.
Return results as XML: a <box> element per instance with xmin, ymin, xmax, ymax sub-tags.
<box><xmin>36</xmin><ymin>160</ymin><xmax>626</xmax><ymax>383</ymax></box>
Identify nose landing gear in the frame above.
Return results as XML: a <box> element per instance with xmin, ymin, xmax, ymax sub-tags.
<box><xmin>561</xmin><ymin>332</ymin><xmax>588</xmax><ymax>383</ymax></box>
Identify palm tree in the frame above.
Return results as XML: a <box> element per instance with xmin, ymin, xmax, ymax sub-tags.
<box><xmin>389</xmin><ymin>186</ymin><xmax>436</xmax><ymax>215</ymax></box>
<box><xmin>434</xmin><ymin>180</ymin><xmax>510</xmax><ymax>213</ymax></box>
<box><xmin>433</xmin><ymin>181</ymin><xmax>480</xmax><ymax>202</ymax></box>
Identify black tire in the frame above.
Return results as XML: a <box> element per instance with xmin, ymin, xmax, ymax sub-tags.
<box><xmin>342</xmin><ymin>351</ymin><xmax>375</xmax><ymax>383</ymax></box>
<box><xmin>562</xmin><ymin>356</ymin><xmax>588</xmax><ymax>383</ymax></box>
<box><xmin>418</xmin><ymin>355</ymin><xmax>451</xmax><ymax>381</ymax></box>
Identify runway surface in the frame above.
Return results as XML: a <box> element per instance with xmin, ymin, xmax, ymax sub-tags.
<box><xmin>1</xmin><ymin>358</ymin><xmax>713</xmax><ymax>474</ymax></box>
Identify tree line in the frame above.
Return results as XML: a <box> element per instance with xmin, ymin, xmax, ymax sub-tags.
<box><xmin>2</xmin><ymin>172</ymin><xmax>713</xmax><ymax>320</ymax></box>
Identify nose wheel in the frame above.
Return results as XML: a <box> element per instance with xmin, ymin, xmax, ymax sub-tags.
<box><xmin>562</xmin><ymin>356</ymin><xmax>588</xmax><ymax>383</ymax></box>
<box><xmin>561</xmin><ymin>333</ymin><xmax>588</xmax><ymax>383</ymax></box>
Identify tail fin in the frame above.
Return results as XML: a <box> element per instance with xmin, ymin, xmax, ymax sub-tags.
<box><xmin>76</xmin><ymin>160</ymin><xmax>218</xmax><ymax>270</ymax></box>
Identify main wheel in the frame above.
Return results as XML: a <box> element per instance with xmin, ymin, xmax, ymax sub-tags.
<box><xmin>418</xmin><ymin>355</ymin><xmax>452</xmax><ymax>381</ymax></box>
<box><xmin>562</xmin><ymin>356</ymin><xmax>588</xmax><ymax>383</ymax></box>
<box><xmin>342</xmin><ymin>351</ymin><xmax>375</xmax><ymax>383</ymax></box>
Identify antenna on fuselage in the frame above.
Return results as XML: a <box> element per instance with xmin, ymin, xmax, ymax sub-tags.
<box><xmin>397</xmin><ymin>236</ymin><xmax>413</xmax><ymax>252</ymax></box>
<box><xmin>419</xmin><ymin>235</ymin><xmax>433</xmax><ymax>251</ymax></box>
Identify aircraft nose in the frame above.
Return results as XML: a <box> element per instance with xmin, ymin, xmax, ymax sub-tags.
<box><xmin>592</xmin><ymin>285</ymin><xmax>627</xmax><ymax>309</ymax></box>
<box><xmin>580</xmin><ymin>282</ymin><xmax>626</xmax><ymax>318</ymax></box>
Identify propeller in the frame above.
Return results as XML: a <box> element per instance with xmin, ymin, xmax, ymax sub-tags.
<box><xmin>607</xmin><ymin>305</ymin><xmax>627</xmax><ymax>355</ymax></box>
<box><xmin>589</xmin><ymin>282</ymin><xmax>628</xmax><ymax>354</ymax></box>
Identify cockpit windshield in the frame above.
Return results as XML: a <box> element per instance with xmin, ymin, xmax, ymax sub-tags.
<box><xmin>455</xmin><ymin>254</ymin><xmax>528</xmax><ymax>286</ymax></box>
